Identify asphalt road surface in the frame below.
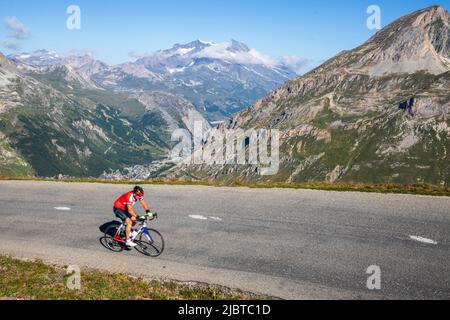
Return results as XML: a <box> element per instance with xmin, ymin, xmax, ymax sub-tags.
<box><xmin>0</xmin><ymin>181</ymin><xmax>449</xmax><ymax>299</ymax></box>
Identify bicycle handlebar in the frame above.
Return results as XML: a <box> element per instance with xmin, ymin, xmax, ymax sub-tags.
<box><xmin>138</xmin><ymin>212</ymin><xmax>158</xmax><ymax>221</ymax></box>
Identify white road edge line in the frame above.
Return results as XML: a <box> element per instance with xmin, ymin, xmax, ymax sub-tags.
<box><xmin>54</xmin><ymin>207</ymin><xmax>71</xmax><ymax>211</ymax></box>
<box><xmin>188</xmin><ymin>215</ymin><xmax>208</xmax><ymax>220</ymax></box>
<box><xmin>409</xmin><ymin>235</ymin><xmax>438</xmax><ymax>245</ymax></box>
<box><xmin>210</xmin><ymin>217</ymin><xmax>223</xmax><ymax>221</ymax></box>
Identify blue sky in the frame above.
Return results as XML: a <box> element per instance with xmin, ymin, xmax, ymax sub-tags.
<box><xmin>0</xmin><ymin>0</ymin><xmax>449</xmax><ymax>64</ymax></box>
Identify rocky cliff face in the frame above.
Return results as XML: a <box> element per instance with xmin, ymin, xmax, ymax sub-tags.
<box><xmin>170</xmin><ymin>6</ymin><xmax>450</xmax><ymax>185</ymax></box>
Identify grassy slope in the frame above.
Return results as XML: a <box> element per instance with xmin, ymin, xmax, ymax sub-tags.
<box><xmin>0</xmin><ymin>176</ymin><xmax>449</xmax><ymax>197</ymax></box>
<box><xmin>0</xmin><ymin>136</ymin><xmax>34</xmax><ymax>177</ymax></box>
<box><xmin>198</xmin><ymin>70</ymin><xmax>449</xmax><ymax>186</ymax></box>
<box><xmin>1</xmin><ymin>69</ymin><xmax>172</xmax><ymax>177</ymax></box>
<box><xmin>0</xmin><ymin>99</ymin><xmax>169</xmax><ymax>177</ymax></box>
<box><xmin>0</xmin><ymin>256</ymin><xmax>258</xmax><ymax>300</ymax></box>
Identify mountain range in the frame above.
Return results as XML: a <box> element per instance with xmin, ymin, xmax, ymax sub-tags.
<box><xmin>9</xmin><ymin>40</ymin><xmax>299</xmax><ymax>121</ymax></box>
<box><xmin>0</xmin><ymin>40</ymin><xmax>298</xmax><ymax>178</ymax></box>
<box><xmin>169</xmin><ymin>6</ymin><xmax>450</xmax><ymax>185</ymax></box>
<box><xmin>1</xmin><ymin>6</ymin><xmax>449</xmax><ymax>185</ymax></box>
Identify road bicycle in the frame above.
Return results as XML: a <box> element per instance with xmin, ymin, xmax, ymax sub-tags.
<box><xmin>103</xmin><ymin>213</ymin><xmax>165</xmax><ymax>257</ymax></box>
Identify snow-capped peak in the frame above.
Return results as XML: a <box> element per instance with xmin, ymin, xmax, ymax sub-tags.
<box><xmin>191</xmin><ymin>40</ymin><xmax>278</xmax><ymax>67</ymax></box>
<box><xmin>199</xmin><ymin>40</ymin><xmax>215</xmax><ymax>46</ymax></box>
<box><xmin>9</xmin><ymin>49</ymin><xmax>65</xmax><ymax>67</ymax></box>
<box><xmin>228</xmin><ymin>39</ymin><xmax>251</xmax><ymax>53</ymax></box>
<box><xmin>159</xmin><ymin>40</ymin><xmax>212</xmax><ymax>57</ymax></box>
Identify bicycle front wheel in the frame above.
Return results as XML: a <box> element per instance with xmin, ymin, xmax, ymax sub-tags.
<box><xmin>135</xmin><ymin>228</ymin><xmax>165</xmax><ymax>257</ymax></box>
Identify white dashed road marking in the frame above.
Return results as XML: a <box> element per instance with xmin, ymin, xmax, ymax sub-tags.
<box><xmin>188</xmin><ymin>215</ymin><xmax>223</xmax><ymax>221</ymax></box>
<box><xmin>54</xmin><ymin>207</ymin><xmax>71</xmax><ymax>211</ymax></box>
<box><xmin>188</xmin><ymin>215</ymin><xmax>208</xmax><ymax>220</ymax></box>
<box><xmin>409</xmin><ymin>235</ymin><xmax>438</xmax><ymax>245</ymax></box>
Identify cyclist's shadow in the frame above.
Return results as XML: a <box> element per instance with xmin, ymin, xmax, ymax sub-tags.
<box><xmin>99</xmin><ymin>220</ymin><xmax>120</xmax><ymax>234</ymax></box>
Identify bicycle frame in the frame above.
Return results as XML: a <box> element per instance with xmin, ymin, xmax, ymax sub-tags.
<box><xmin>112</xmin><ymin>220</ymin><xmax>155</xmax><ymax>244</ymax></box>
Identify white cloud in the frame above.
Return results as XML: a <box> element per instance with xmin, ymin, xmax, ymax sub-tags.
<box><xmin>129</xmin><ymin>40</ymin><xmax>316</xmax><ymax>74</ymax></box>
<box><xmin>4</xmin><ymin>16</ymin><xmax>30</xmax><ymax>40</ymax></box>
<box><xmin>66</xmin><ymin>49</ymin><xmax>95</xmax><ymax>57</ymax></box>
<box><xmin>192</xmin><ymin>41</ymin><xmax>279</xmax><ymax>67</ymax></box>
<box><xmin>128</xmin><ymin>50</ymin><xmax>155</xmax><ymax>59</ymax></box>
<box><xmin>279</xmin><ymin>56</ymin><xmax>317</xmax><ymax>75</ymax></box>
<box><xmin>191</xmin><ymin>40</ymin><xmax>315</xmax><ymax>74</ymax></box>
<box><xmin>0</xmin><ymin>40</ymin><xmax>21</xmax><ymax>51</ymax></box>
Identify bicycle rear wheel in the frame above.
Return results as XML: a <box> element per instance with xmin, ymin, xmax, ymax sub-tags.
<box><xmin>103</xmin><ymin>225</ymin><xmax>125</xmax><ymax>252</ymax></box>
<box><xmin>135</xmin><ymin>228</ymin><xmax>165</xmax><ymax>257</ymax></box>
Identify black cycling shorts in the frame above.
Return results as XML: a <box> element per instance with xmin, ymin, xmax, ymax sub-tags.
<box><xmin>113</xmin><ymin>207</ymin><xmax>131</xmax><ymax>221</ymax></box>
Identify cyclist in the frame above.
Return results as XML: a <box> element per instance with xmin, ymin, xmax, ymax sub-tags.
<box><xmin>113</xmin><ymin>186</ymin><xmax>152</xmax><ymax>247</ymax></box>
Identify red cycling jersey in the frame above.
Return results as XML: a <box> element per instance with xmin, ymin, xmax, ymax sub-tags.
<box><xmin>113</xmin><ymin>191</ymin><xmax>143</xmax><ymax>211</ymax></box>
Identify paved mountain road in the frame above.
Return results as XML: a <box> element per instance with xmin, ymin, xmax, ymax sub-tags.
<box><xmin>0</xmin><ymin>181</ymin><xmax>449</xmax><ymax>299</ymax></box>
